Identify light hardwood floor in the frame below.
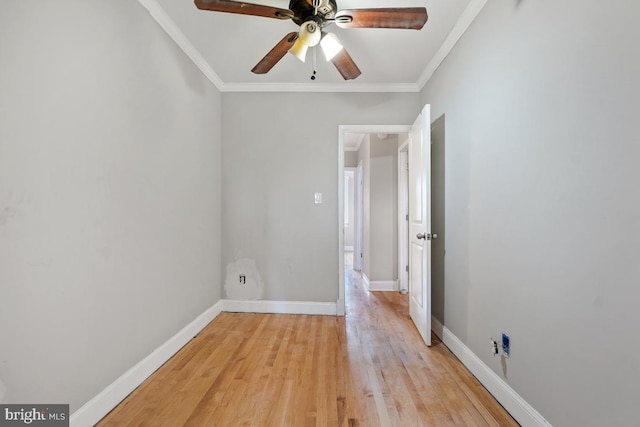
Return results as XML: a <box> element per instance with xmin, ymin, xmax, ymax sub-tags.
<box><xmin>99</xmin><ymin>269</ymin><xmax>519</xmax><ymax>426</ymax></box>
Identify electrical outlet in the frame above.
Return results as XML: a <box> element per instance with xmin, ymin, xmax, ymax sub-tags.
<box><xmin>502</xmin><ymin>333</ymin><xmax>510</xmax><ymax>357</ymax></box>
<box><xmin>239</xmin><ymin>274</ymin><xmax>246</xmax><ymax>284</ymax></box>
<box><xmin>490</xmin><ymin>338</ymin><xmax>499</xmax><ymax>356</ymax></box>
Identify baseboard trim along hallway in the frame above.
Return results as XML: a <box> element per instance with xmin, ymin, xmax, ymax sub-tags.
<box><xmin>72</xmin><ymin>301</ymin><xmax>547</xmax><ymax>427</ymax></box>
<box><xmin>223</xmin><ymin>299</ymin><xmax>337</xmax><ymax>315</ymax></box>
<box><xmin>432</xmin><ymin>316</ymin><xmax>553</xmax><ymax>427</ymax></box>
<box><xmin>367</xmin><ymin>280</ymin><xmax>399</xmax><ymax>291</ymax></box>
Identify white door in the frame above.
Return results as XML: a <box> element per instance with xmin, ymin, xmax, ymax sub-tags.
<box><xmin>354</xmin><ymin>163</ymin><xmax>364</xmax><ymax>271</ymax></box>
<box><xmin>408</xmin><ymin>105</ymin><xmax>432</xmax><ymax>346</ymax></box>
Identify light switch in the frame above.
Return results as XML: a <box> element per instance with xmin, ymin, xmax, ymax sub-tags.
<box><xmin>314</xmin><ymin>192</ymin><xmax>323</xmax><ymax>204</ymax></box>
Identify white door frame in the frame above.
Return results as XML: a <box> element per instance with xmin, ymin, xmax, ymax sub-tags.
<box><xmin>353</xmin><ymin>164</ymin><xmax>363</xmax><ymax>271</ymax></box>
<box><xmin>398</xmin><ymin>141</ymin><xmax>409</xmax><ymax>294</ymax></box>
<box><xmin>338</xmin><ymin>124</ymin><xmax>412</xmax><ymax>316</ymax></box>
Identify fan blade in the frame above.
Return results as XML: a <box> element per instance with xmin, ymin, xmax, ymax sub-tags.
<box><xmin>335</xmin><ymin>7</ymin><xmax>428</xmax><ymax>30</ymax></box>
<box><xmin>331</xmin><ymin>48</ymin><xmax>361</xmax><ymax>80</ymax></box>
<box><xmin>195</xmin><ymin>0</ymin><xmax>293</xmax><ymax>20</ymax></box>
<box><xmin>252</xmin><ymin>32</ymin><xmax>299</xmax><ymax>74</ymax></box>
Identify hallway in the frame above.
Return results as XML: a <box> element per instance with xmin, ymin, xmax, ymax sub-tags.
<box><xmin>99</xmin><ymin>269</ymin><xmax>518</xmax><ymax>426</ymax></box>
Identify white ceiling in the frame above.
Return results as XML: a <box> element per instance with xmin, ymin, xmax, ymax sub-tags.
<box><xmin>344</xmin><ymin>133</ymin><xmax>365</xmax><ymax>151</ymax></box>
<box><xmin>144</xmin><ymin>0</ymin><xmax>483</xmax><ymax>91</ymax></box>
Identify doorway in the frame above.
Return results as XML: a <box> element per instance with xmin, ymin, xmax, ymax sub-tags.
<box><xmin>338</xmin><ymin>125</ymin><xmax>411</xmax><ymax>316</ymax></box>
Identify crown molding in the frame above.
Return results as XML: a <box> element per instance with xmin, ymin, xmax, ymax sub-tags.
<box><xmin>219</xmin><ymin>82</ymin><xmax>420</xmax><ymax>93</ymax></box>
<box><xmin>137</xmin><ymin>0</ymin><xmax>225</xmax><ymax>90</ymax></box>
<box><xmin>140</xmin><ymin>0</ymin><xmax>486</xmax><ymax>93</ymax></box>
<box><xmin>417</xmin><ymin>0</ymin><xmax>488</xmax><ymax>90</ymax></box>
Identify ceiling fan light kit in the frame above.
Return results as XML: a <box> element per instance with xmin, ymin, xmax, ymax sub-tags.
<box><xmin>320</xmin><ymin>32</ymin><xmax>343</xmax><ymax>61</ymax></box>
<box><xmin>289</xmin><ymin>38</ymin><xmax>309</xmax><ymax>62</ymax></box>
<box><xmin>298</xmin><ymin>21</ymin><xmax>322</xmax><ymax>47</ymax></box>
<box><xmin>194</xmin><ymin>0</ymin><xmax>428</xmax><ymax>80</ymax></box>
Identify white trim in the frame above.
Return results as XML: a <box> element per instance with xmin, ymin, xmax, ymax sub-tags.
<box><xmin>223</xmin><ymin>299</ymin><xmax>337</xmax><ymax>315</ymax></box>
<box><xmin>69</xmin><ymin>298</ymin><xmax>338</xmax><ymax>426</ymax></box>
<box><xmin>353</xmin><ymin>161</ymin><xmax>364</xmax><ymax>273</ymax></box>
<box><xmin>344</xmin><ymin>245</ymin><xmax>354</xmax><ymax>251</ymax></box>
<box><xmin>221</xmin><ymin>82</ymin><xmax>420</xmax><ymax>93</ymax></box>
<box><xmin>70</xmin><ymin>300</ymin><xmax>225</xmax><ymax>427</ymax></box>
<box><xmin>70</xmin><ymin>300</ymin><xmax>549</xmax><ymax>427</ymax></box>
<box><xmin>338</xmin><ymin>126</ymin><xmax>346</xmax><ymax>316</ymax></box>
<box><xmin>139</xmin><ymin>0</ymin><xmax>483</xmax><ymax>92</ymax></box>
<box><xmin>340</xmin><ymin>125</ymin><xmax>412</xmax><ymax>135</ymax></box>
<box><xmin>338</xmin><ymin>125</ymin><xmax>412</xmax><ymax>315</ymax></box>
<box><xmin>441</xmin><ymin>326</ymin><xmax>553</xmax><ymax>427</ymax></box>
<box><xmin>367</xmin><ymin>280</ymin><xmax>398</xmax><ymax>292</ymax></box>
<box><xmin>397</xmin><ymin>147</ymin><xmax>409</xmax><ymax>294</ymax></box>
<box><xmin>417</xmin><ymin>0</ymin><xmax>488</xmax><ymax>90</ymax></box>
<box><xmin>137</xmin><ymin>0</ymin><xmax>224</xmax><ymax>90</ymax></box>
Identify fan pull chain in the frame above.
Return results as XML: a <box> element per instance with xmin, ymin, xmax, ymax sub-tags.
<box><xmin>311</xmin><ymin>46</ymin><xmax>317</xmax><ymax>80</ymax></box>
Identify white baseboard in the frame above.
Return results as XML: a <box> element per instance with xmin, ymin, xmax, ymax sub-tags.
<box><xmin>70</xmin><ymin>297</ymin><xmax>341</xmax><ymax>426</ymax></box>
<box><xmin>70</xmin><ymin>300</ymin><xmax>225</xmax><ymax>427</ymax></box>
<box><xmin>223</xmin><ymin>299</ymin><xmax>337</xmax><ymax>315</ymax></box>
<box><xmin>70</xmin><ymin>298</ymin><xmax>550</xmax><ymax>427</ymax></box>
<box><xmin>441</xmin><ymin>326</ymin><xmax>553</xmax><ymax>427</ymax></box>
<box><xmin>367</xmin><ymin>280</ymin><xmax>399</xmax><ymax>292</ymax></box>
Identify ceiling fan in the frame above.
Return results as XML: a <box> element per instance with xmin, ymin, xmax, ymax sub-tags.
<box><xmin>194</xmin><ymin>0</ymin><xmax>428</xmax><ymax>80</ymax></box>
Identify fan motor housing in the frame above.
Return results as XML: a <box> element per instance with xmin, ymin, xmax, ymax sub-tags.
<box><xmin>289</xmin><ymin>0</ymin><xmax>337</xmax><ymax>27</ymax></box>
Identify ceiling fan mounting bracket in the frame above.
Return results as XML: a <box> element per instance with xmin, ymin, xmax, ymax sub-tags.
<box><xmin>289</xmin><ymin>0</ymin><xmax>336</xmax><ymax>27</ymax></box>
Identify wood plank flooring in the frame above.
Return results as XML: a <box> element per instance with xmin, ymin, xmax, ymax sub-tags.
<box><xmin>98</xmin><ymin>269</ymin><xmax>519</xmax><ymax>426</ymax></box>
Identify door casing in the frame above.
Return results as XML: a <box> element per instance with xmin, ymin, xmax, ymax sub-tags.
<box><xmin>338</xmin><ymin>125</ymin><xmax>411</xmax><ymax>316</ymax></box>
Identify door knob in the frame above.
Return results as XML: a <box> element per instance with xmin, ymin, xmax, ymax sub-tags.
<box><xmin>417</xmin><ymin>232</ymin><xmax>438</xmax><ymax>240</ymax></box>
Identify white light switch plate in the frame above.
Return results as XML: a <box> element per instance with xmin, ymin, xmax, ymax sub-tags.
<box><xmin>314</xmin><ymin>192</ymin><xmax>322</xmax><ymax>204</ymax></box>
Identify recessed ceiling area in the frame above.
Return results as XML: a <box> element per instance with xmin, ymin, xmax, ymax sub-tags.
<box><xmin>344</xmin><ymin>133</ymin><xmax>366</xmax><ymax>151</ymax></box>
<box><xmin>142</xmin><ymin>0</ymin><xmax>484</xmax><ymax>91</ymax></box>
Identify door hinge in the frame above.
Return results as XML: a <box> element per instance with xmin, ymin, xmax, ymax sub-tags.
<box><xmin>405</xmin><ymin>214</ymin><xmax>409</xmax><ymax>221</ymax></box>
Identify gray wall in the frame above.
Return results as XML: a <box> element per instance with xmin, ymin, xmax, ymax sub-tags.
<box><xmin>344</xmin><ymin>151</ymin><xmax>359</xmax><ymax>168</ymax></box>
<box><xmin>369</xmin><ymin>135</ymin><xmax>398</xmax><ymax>282</ymax></box>
<box><xmin>420</xmin><ymin>1</ymin><xmax>640</xmax><ymax>426</ymax></box>
<box><xmin>222</xmin><ymin>93</ymin><xmax>419</xmax><ymax>301</ymax></box>
<box><xmin>430</xmin><ymin>116</ymin><xmax>446</xmax><ymax>324</ymax></box>
<box><xmin>0</xmin><ymin>1</ymin><xmax>222</xmax><ymax>411</ymax></box>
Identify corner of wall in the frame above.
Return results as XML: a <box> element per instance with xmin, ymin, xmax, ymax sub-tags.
<box><xmin>70</xmin><ymin>300</ymin><xmax>225</xmax><ymax>427</ymax></box>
